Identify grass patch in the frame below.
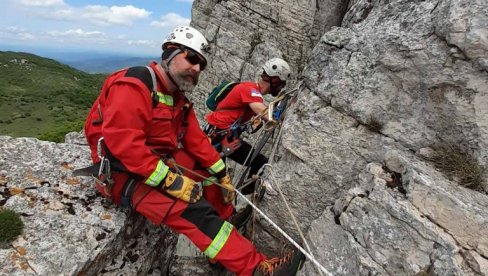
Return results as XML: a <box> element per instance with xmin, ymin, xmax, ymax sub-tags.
<box><xmin>38</xmin><ymin>119</ymin><xmax>85</xmax><ymax>143</ymax></box>
<box><xmin>0</xmin><ymin>208</ymin><xmax>24</xmax><ymax>246</ymax></box>
<box><xmin>365</xmin><ymin>116</ymin><xmax>383</xmax><ymax>133</ymax></box>
<box><xmin>428</xmin><ymin>142</ymin><xmax>486</xmax><ymax>193</ymax></box>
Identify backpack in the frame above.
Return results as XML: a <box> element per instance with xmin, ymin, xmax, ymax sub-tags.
<box><xmin>206</xmin><ymin>80</ymin><xmax>239</xmax><ymax>111</ymax></box>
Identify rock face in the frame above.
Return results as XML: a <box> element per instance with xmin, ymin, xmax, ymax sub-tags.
<box><xmin>306</xmin><ymin>0</ymin><xmax>488</xmax><ymax>164</ymax></box>
<box><xmin>190</xmin><ymin>0</ymin><xmax>349</xmax><ymax>118</ymax></box>
<box><xmin>0</xmin><ymin>136</ymin><xmax>176</xmax><ymax>275</ymax></box>
<box><xmin>191</xmin><ymin>0</ymin><xmax>488</xmax><ymax>275</ymax></box>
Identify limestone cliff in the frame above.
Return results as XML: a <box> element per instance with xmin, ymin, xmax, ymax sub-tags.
<box><xmin>192</xmin><ymin>0</ymin><xmax>488</xmax><ymax>275</ymax></box>
<box><xmin>1</xmin><ymin>0</ymin><xmax>487</xmax><ymax>275</ymax></box>
<box><xmin>0</xmin><ymin>134</ymin><xmax>176</xmax><ymax>275</ymax></box>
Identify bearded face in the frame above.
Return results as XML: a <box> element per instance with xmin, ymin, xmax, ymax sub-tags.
<box><xmin>168</xmin><ymin>60</ymin><xmax>199</xmax><ymax>93</ymax></box>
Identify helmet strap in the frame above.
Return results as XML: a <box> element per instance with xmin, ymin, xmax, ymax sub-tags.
<box><xmin>162</xmin><ymin>48</ymin><xmax>183</xmax><ymax>91</ymax></box>
<box><xmin>163</xmin><ymin>48</ymin><xmax>182</xmax><ymax>66</ymax></box>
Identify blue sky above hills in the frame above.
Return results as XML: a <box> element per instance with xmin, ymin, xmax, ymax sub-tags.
<box><xmin>0</xmin><ymin>0</ymin><xmax>194</xmax><ymax>57</ymax></box>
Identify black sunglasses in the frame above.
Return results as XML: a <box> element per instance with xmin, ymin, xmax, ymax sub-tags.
<box><xmin>182</xmin><ymin>47</ymin><xmax>207</xmax><ymax>70</ymax></box>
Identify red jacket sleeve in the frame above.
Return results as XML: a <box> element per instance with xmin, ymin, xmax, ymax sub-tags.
<box><xmin>101</xmin><ymin>82</ymin><xmax>162</xmax><ymax>182</ymax></box>
<box><xmin>182</xmin><ymin>107</ymin><xmax>225</xmax><ymax>174</ymax></box>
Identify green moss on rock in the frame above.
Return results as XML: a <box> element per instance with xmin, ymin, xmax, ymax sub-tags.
<box><xmin>0</xmin><ymin>208</ymin><xmax>24</xmax><ymax>245</ymax></box>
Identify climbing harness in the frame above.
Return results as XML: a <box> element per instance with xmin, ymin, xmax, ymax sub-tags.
<box><xmin>204</xmin><ymin>119</ymin><xmax>245</xmax><ymax>157</ymax></box>
<box><xmin>233</xmin><ymin>87</ymin><xmax>298</xmax><ymax>192</ymax></box>
<box><xmin>72</xmin><ymin>137</ymin><xmax>140</xmax><ymax>207</ymax></box>
<box><xmin>71</xmin><ymin>137</ymin><xmax>116</xmax><ymax>197</ymax></box>
<box><xmin>95</xmin><ymin>137</ymin><xmax>114</xmax><ymax>197</ymax></box>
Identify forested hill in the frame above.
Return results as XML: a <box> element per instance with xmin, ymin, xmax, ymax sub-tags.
<box><xmin>0</xmin><ymin>51</ymin><xmax>106</xmax><ymax>142</ymax></box>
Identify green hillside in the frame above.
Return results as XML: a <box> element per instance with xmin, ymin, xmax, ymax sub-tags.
<box><xmin>0</xmin><ymin>51</ymin><xmax>106</xmax><ymax>142</ymax></box>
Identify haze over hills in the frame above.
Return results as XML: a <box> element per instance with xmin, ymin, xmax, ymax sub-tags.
<box><xmin>0</xmin><ymin>51</ymin><xmax>106</xmax><ymax>141</ymax></box>
<box><xmin>0</xmin><ymin>44</ymin><xmax>158</xmax><ymax>73</ymax></box>
<box><xmin>59</xmin><ymin>56</ymin><xmax>158</xmax><ymax>74</ymax></box>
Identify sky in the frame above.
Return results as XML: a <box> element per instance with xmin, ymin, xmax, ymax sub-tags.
<box><xmin>0</xmin><ymin>0</ymin><xmax>194</xmax><ymax>57</ymax></box>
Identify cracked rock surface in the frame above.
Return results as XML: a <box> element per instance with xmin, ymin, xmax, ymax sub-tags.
<box><xmin>0</xmin><ymin>136</ymin><xmax>176</xmax><ymax>275</ymax></box>
<box><xmin>238</xmin><ymin>0</ymin><xmax>488</xmax><ymax>275</ymax></box>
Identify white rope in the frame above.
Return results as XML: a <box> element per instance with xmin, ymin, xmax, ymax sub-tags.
<box><xmin>200</xmin><ymin>84</ymin><xmax>332</xmax><ymax>274</ymax></box>
<box><xmin>173</xmin><ymin>161</ymin><xmax>333</xmax><ymax>275</ymax></box>
<box><xmin>263</xmin><ymin>164</ymin><xmax>325</xmax><ymax>276</ymax></box>
<box><xmin>235</xmin><ymin>188</ymin><xmax>333</xmax><ymax>276</ymax></box>
<box><xmin>243</xmin><ymin>88</ymin><xmax>327</xmax><ymax>275</ymax></box>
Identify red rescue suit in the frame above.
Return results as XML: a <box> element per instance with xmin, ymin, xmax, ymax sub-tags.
<box><xmin>84</xmin><ymin>62</ymin><xmax>266</xmax><ymax>275</ymax></box>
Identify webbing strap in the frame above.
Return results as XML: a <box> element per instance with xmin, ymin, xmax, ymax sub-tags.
<box><xmin>120</xmin><ymin>176</ymin><xmax>138</xmax><ymax>208</ymax></box>
<box><xmin>145</xmin><ymin>66</ymin><xmax>157</xmax><ymax>93</ymax></box>
<box><xmin>145</xmin><ymin>66</ymin><xmax>159</xmax><ymax>108</ymax></box>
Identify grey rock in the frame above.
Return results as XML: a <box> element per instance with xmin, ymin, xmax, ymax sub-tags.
<box><xmin>304</xmin><ymin>0</ymin><xmax>488</xmax><ymax>164</ymax></box>
<box><xmin>64</xmin><ymin>131</ymin><xmax>87</xmax><ymax>146</ymax></box>
<box><xmin>191</xmin><ymin>0</ymin><xmax>345</xmax><ymax>119</ymax></box>
<box><xmin>0</xmin><ymin>136</ymin><xmax>176</xmax><ymax>275</ymax></box>
<box><xmin>174</xmin><ymin>0</ymin><xmax>488</xmax><ymax>274</ymax></box>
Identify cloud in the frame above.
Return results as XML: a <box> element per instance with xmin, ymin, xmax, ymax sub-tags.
<box><xmin>47</xmin><ymin>29</ymin><xmax>105</xmax><ymax>38</ymax></box>
<box><xmin>0</xmin><ymin>26</ymin><xmax>36</xmax><ymax>41</ymax></box>
<box><xmin>127</xmin><ymin>40</ymin><xmax>157</xmax><ymax>47</ymax></box>
<box><xmin>17</xmin><ymin>0</ymin><xmax>64</xmax><ymax>7</ymax></box>
<box><xmin>82</xmin><ymin>5</ymin><xmax>151</xmax><ymax>26</ymax></box>
<box><xmin>150</xmin><ymin>13</ymin><xmax>190</xmax><ymax>29</ymax></box>
<box><xmin>18</xmin><ymin>3</ymin><xmax>151</xmax><ymax>26</ymax></box>
<box><xmin>44</xmin><ymin>28</ymin><xmax>108</xmax><ymax>43</ymax></box>
<box><xmin>0</xmin><ymin>26</ymin><xmax>107</xmax><ymax>44</ymax></box>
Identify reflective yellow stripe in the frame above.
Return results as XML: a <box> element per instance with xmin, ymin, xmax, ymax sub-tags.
<box><xmin>145</xmin><ymin>160</ymin><xmax>169</xmax><ymax>187</ymax></box>
<box><xmin>156</xmin><ymin>92</ymin><xmax>174</xmax><ymax>106</ymax></box>
<box><xmin>204</xmin><ymin>221</ymin><xmax>233</xmax><ymax>259</ymax></box>
<box><xmin>208</xmin><ymin>159</ymin><xmax>225</xmax><ymax>174</ymax></box>
<box><xmin>203</xmin><ymin>176</ymin><xmax>217</xmax><ymax>187</ymax></box>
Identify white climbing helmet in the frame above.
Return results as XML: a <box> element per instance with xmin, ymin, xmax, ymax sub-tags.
<box><xmin>262</xmin><ymin>58</ymin><xmax>291</xmax><ymax>81</ymax></box>
<box><xmin>162</xmin><ymin>26</ymin><xmax>209</xmax><ymax>62</ymax></box>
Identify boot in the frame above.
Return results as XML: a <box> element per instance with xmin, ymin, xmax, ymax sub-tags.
<box><xmin>207</xmin><ymin>258</ymin><xmax>225</xmax><ymax>271</ymax></box>
<box><xmin>240</xmin><ymin>180</ymin><xmax>256</xmax><ymax>195</ymax></box>
<box><xmin>228</xmin><ymin>204</ymin><xmax>253</xmax><ymax>229</ymax></box>
<box><xmin>253</xmin><ymin>250</ymin><xmax>305</xmax><ymax>276</ymax></box>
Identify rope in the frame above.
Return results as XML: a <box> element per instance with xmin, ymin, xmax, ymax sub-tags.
<box><xmin>171</xmin><ymin>162</ymin><xmax>333</xmax><ymax>276</ymax></box>
<box><xmin>230</xmin><ymin>86</ymin><xmax>298</xmax><ymax>188</ymax></box>
<box><xmin>192</xmin><ymin>83</ymin><xmax>332</xmax><ymax>273</ymax></box>
<box><xmin>263</xmin><ymin>164</ymin><xmax>325</xmax><ymax>276</ymax></box>
<box><xmin>234</xmin><ymin>185</ymin><xmax>333</xmax><ymax>275</ymax></box>
<box><xmin>232</xmin><ymin>127</ymin><xmax>264</xmax><ymax>186</ymax></box>
<box><xmin>268</xmin><ymin>122</ymin><xmax>284</xmax><ymax>163</ymax></box>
